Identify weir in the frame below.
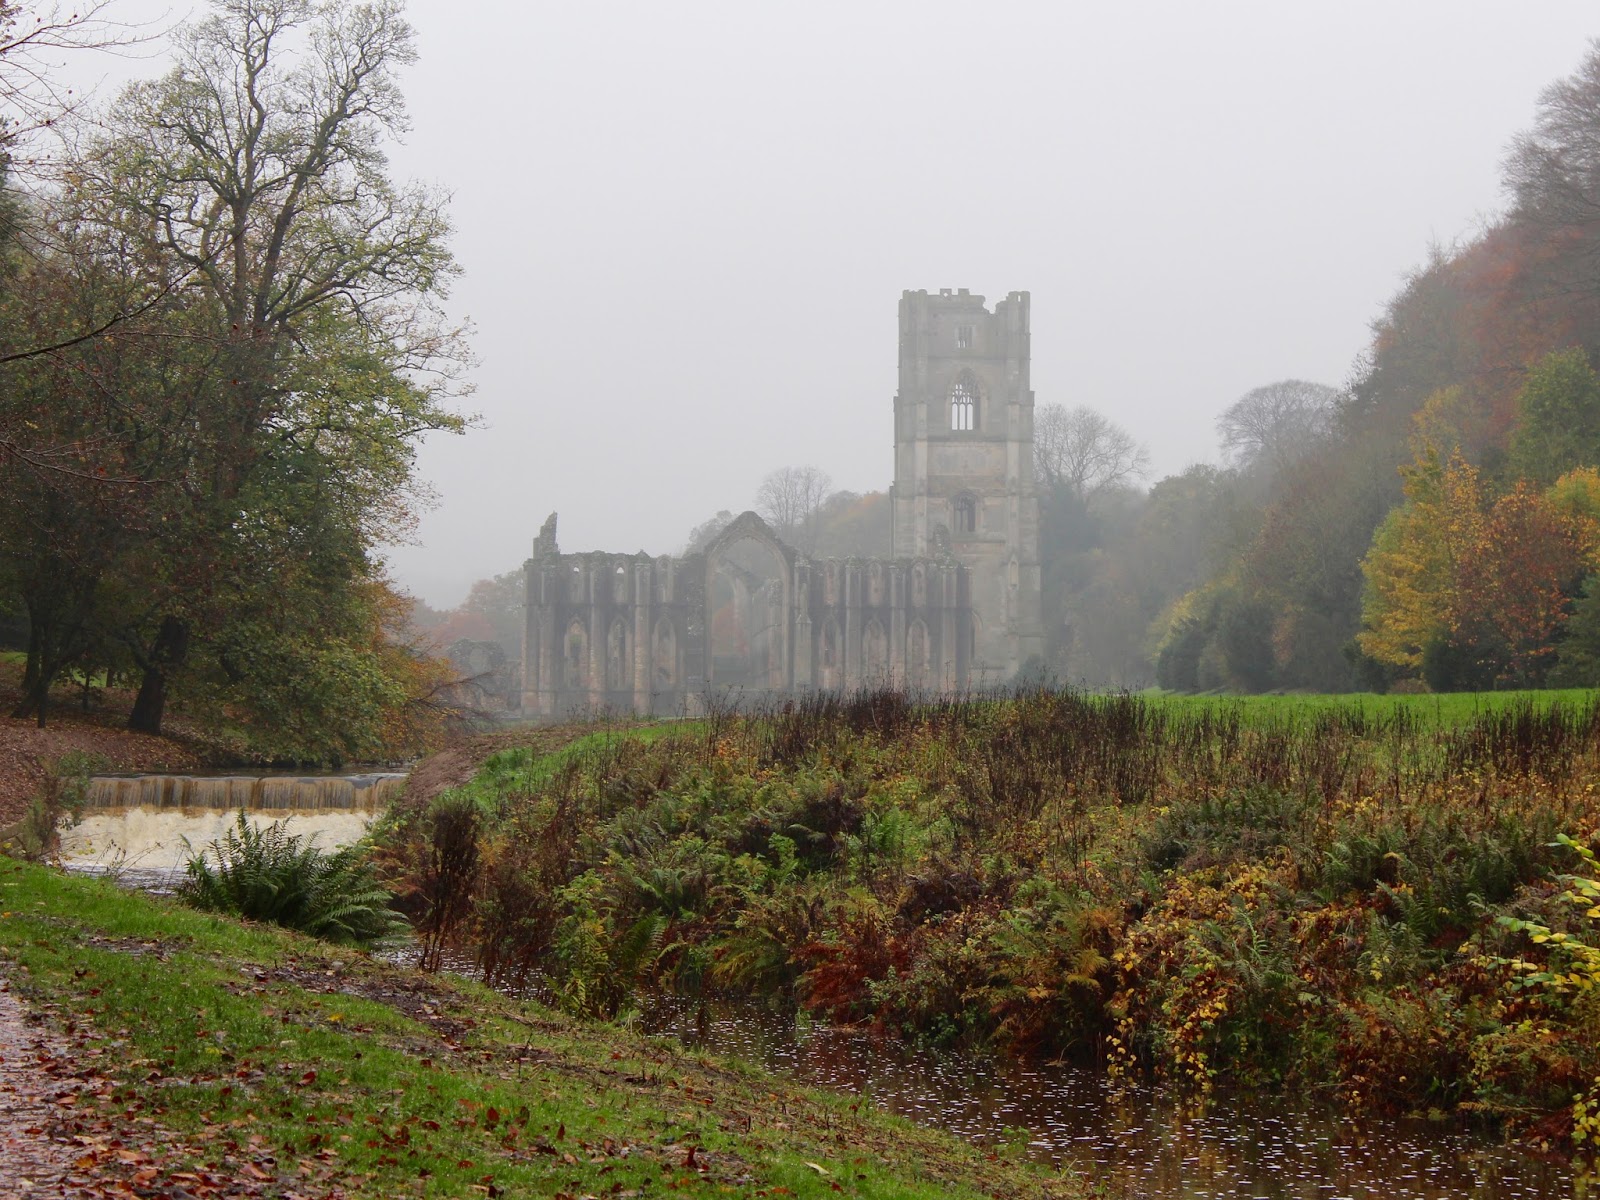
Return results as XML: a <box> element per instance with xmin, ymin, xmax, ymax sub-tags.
<box><xmin>85</xmin><ymin>772</ymin><xmax>407</xmax><ymax>813</ymax></box>
<box><xmin>64</xmin><ymin>772</ymin><xmax>407</xmax><ymax>880</ymax></box>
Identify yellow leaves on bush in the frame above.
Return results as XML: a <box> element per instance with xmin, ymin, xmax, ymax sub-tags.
<box><xmin>1109</xmin><ymin>860</ymin><xmax>1296</xmax><ymax>1092</ymax></box>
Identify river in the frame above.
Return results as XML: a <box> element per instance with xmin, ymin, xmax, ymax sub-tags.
<box><xmin>639</xmin><ymin>998</ymin><xmax>1574</xmax><ymax>1198</ymax></box>
<box><xmin>59</xmin><ymin>772</ymin><xmax>400</xmax><ymax>885</ymax></box>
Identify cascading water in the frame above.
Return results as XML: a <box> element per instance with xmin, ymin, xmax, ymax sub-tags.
<box><xmin>83</xmin><ymin>772</ymin><xmax>406</xmax><ymax>812</ymax></box>
<box><xmin>60</xmin><ymin>771</ymin><xmax>407</xmax><ymax>885</ymax></box>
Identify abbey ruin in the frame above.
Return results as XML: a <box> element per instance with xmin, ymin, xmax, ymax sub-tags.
<box><xmin>521</xmin><ymin>289</ymin><xmax>1044</xmax><ymax>716</ymax></box>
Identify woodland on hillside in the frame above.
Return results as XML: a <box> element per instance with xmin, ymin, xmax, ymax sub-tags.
<box><xmin>1101</xmin><ymin>42</ymin><xmax>1600</xmax><ymax>695</ymax></box>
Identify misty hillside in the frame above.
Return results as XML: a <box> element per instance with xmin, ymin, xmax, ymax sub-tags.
<box><xmin>420</xmin><ymin>42</ymin><xmax>1600</xmax><ymax>699</ymax></box>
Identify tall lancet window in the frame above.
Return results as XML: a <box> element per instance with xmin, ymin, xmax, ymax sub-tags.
<box><xmin>951</xmin><ymin>378</ymin><xmax>976</xmax><ymax>431</ymax></box>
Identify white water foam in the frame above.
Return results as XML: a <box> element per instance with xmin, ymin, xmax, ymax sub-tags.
<box><xmin>60</xmin><ymin>807</ymin><xmax>378</xmax><ymax>877</ymax></box>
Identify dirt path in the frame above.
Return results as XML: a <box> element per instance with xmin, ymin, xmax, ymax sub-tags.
<box><xmin>0</xmin><ymin>979</ymin><xmax>83</xmax><ymax>1194</ymax></box>
<box><xmin>1</xmin><ymin>971</ymin><xmax>328</xmax><ymax>1199</ymax></box>
<box><xmin>394</xmin><ymin>722</ymin><xmax>598</xmax><ymax>811</ymax></box>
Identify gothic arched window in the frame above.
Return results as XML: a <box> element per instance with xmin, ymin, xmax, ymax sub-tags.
<box><xmin>953</xmin><ymin>495</ymin><xmax>977</xmax><ymax>534</ymax></box>
<box><xmin>950</xmin><ymin>377</ymin><xmax>977</xmax><ymax>431</ymax></box>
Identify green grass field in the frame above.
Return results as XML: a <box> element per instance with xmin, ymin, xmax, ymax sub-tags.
<box><xmin>0</xmin><ymin>860</ymin><xmax>1074</xmax><ymax>1199</ymax></box>
<box><xmin>1138</xmin><ymin>686</ymin><xmax>1599</xmax><ymax>728</ymax></box>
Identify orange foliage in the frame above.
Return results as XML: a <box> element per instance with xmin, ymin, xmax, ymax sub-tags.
<box><xmin>424</xmin><ymin>609</ymin><xmax>496</xmax><ymax>648</ymax></box>
<box><xmin>1453</xmin><ymin>484</ymin><xmax>1589</xmax><ymax>684</ymax></box>
<box><xmin>796</xmin><ymin>909</ymin><xmax>914</xmax><ymax>1024</ymax></box>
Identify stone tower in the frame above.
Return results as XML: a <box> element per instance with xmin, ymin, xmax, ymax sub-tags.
<box><xmin>891</xmin><ymin>288</ymin><xmax>1043</xmax><ymax>680</ymax></box>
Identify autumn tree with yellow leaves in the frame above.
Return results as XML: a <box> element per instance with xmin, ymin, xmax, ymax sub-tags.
<box><xmin>1356</xmin><ymin>448</ymin><xmax>1484</xmax><ymax>673</ymax></box>
<box><xmin>1360</xmin><ymin>441</ymin><xmax>1596</xmax><ymax>688</ymax></box>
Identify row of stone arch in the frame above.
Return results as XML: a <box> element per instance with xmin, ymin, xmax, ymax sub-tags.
<box><xmin>558</xmin><ymin>612</ymin><xmax>950</xmax><ymax>695</ymax></box>
<box><xmin>562</xmin><ymin>615</ymin><xmax>679</xmax><ymax>693</ymax></box>
<box><xmin>523</xmin><ymin>511</ymin><xmax>974</xmax><ymax>716</ymax></box>
<box><xmin>816</xmin><ymin>615</ymin><xmax>937</xmax><ymax>691</ymax></box>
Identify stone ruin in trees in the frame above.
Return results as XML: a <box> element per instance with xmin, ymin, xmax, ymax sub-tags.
<box><xmin>521</xmin><ymin>289</ymin><xmax>1045</xmax><ymax>717</ymax></box>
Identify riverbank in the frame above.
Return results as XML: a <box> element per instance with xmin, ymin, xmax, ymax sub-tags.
<box><xmin>0</xmin><ymin>705</ymin><xmax>206</xmax><ymax>829</ymax></box>
<box><xmin>0</xmin><ymin>860</ymin><xmax>1076</xmax><ymax>1199</ymax></box>
<box><xmin>0</xmin><ymin>656</ymin><xmax>207</xmax><ymax>829</ymax></box>
<box><xmin>379</xmin><ymin>689</ymin><xmax>1600</xmax><ymax>1153</ymax></box>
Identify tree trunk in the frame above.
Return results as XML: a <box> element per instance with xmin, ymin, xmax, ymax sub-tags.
<box><xmin>11</xmin><ymin>664</ymin><xmax>51</xmax><ymax>726</ymax></box>
<box><xmin>11</xmin><ymin>624</ymin><xmax>48</xmax><ymax>723</ymax></box>
<box><xmin>20</xmin><ymin>623</ymin><xmax>40</xmax><ymax>696</ymax></box>
<box><xmin>129</xmin><ymin>616</ymin><xmax>189</xmax><ymax>735</ymax></box>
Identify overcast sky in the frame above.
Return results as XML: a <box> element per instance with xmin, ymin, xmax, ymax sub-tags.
<box><xmin>55</xmin><ymin>1</ymin><xmax>1600</xmax><ymax>605</ymax></box>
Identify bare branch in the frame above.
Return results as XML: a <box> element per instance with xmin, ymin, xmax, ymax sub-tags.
<box><xmin>0</xmin><ymin>2</ymin><xmax>159</xmax><ymax>157</ymax></box>
<box><xmin>1216</xmin><ymin>380</ymin><xmax>1341</xmax><ymax>478</ymax></box>
<box><xmin>755</xmin><ymin>465</ymin><xmax>832</xmax><ymax>552</ymax></box>
<box><xmin>1033</xmin><ymin>404</ymin><xmax>1149</xmax><ymax>503</ymax></box>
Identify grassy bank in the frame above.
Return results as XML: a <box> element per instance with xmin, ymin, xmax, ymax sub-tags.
<box><xmin>382</xmin><ymin>688</ymin><xmax>1600</xmax><ymax>1151</ymax></box>
<box><xmin>1142</xmin><ymin>687</ymin><xmax>1600</xmax><ymax>728</ymax></box>
<box><xmin>0</xmin><ymin>860</ymin><xmax>1077</xmax><ymax>1199</ymax></box>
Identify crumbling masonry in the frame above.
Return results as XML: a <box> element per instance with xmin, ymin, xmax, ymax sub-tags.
<box><xmin>522</xmin><ymin>289</ymin><xmax>1044</xmax><ymax>716</ymax></box>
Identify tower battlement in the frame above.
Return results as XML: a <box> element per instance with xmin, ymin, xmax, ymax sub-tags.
<box><xmin>891</xmin><ymin>288</ymin><xmax>1043</xmax><ymax>679</ymax></box>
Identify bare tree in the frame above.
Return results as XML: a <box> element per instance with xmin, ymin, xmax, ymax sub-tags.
<box><xmin>1503</xmin><ymin>41</ymin><xmax>1600</xmax><ymax>298</ymax></box>
<box><xmin>1505</xmin><ymin>41</ymin><xmax>1600</xmax><ymax>232</ymax></box>
<box><xmin>1033</xmin><ymin>404</ymin><xmax>1149</xmax><ymax>503</ymax></box>
<box><xmin>755</xmin><ymin>465</ymin><xmax>832</xmax><ymax>551</ymax></box>
<box><xmin>1</xmin><ymin>2</ymin><xmax>144</xmax><ymax>155</ymax></box>
<box><xmin>682</xmin><ymin>509</ymin><xmax>735</xmax><ymax>554</ymax></box>
<box><xmin>1216</xmin><ymin>380</ymin><xmax>1340</xmax><ymax>478</ymax></box>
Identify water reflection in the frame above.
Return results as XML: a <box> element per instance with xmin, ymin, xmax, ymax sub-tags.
<box><xmin>641</xmin><ymin>1000</ymin><xmax>1570</xmax><ymax>1199</ymax></box>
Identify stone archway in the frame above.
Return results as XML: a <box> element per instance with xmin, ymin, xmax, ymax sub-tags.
<box><xmin>606</xmin><ymin>618</ymin><xmax>630</xmax><ymax>691</ymax></box>
<box><xmin>819</xmin><ymin>615</ymin><xmax>842</xmax><ymax>691</ymax></box>
<box><xmin>653</xmin><ymin>617</ymin><xmax>677</xmax><ymax>690</ymax></box>
<box><xmin>863</xmin><ymin>618</ymin><xmax>888</xmax><ymax>683</ymax></box>
<box><xmin>907</xmin><ymin>619</ymin><xmax>931</xmax><ymax>690</ymax></box>
<box><xmin>704</xmin><ymin>512</ymin><xmax>793</xmax><ymax>693</ymax></box>
<box><xmin>563</xmin><ymin>619</ymin><xmax>588</xmax><ymax>689</ymax></box>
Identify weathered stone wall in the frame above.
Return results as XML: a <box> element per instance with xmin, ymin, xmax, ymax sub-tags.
<box><xmin>521</xmin><ymin>512</ymin><xmax>970</xmax><ymax>717</ymax></box>
<box><xmin>523</xmin><ymin>534</ymin><xmax>697</xmax><ymax>717</ymax></box>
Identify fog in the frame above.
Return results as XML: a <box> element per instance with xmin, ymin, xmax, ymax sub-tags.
<box><xmin>49</xmin><ymin>1</ymin><xmax>1600</xmax><ymax>606</ymax></box>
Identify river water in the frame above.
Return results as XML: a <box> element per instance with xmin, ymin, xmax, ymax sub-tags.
<box><xmin>55</xmin><ymin>790</ymin><xmax>1580</xmax><ymax>1199</ymax></box>
<box><xmin>59</xmin><ymin>774</ymin><xmax>394</xmax><ymax>886</ymax></box>
<box><xmin>640</xmin><ymin>1000</ymin><xmax>1576</xmax><ymax>1198</ymax></box>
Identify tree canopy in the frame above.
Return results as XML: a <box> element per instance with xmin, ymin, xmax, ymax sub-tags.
<box><xmin>1033</xmin><ymin>404</ymin><xmax>1149</xmax><ymax>504</ymax></box>
<box><xmin>0</xmin><ymin>0</ymin><xmax>469</xmax><ymax>760</ymax></box>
